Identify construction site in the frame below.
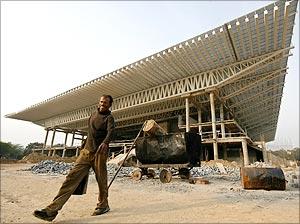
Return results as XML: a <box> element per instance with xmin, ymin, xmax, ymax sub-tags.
<box><xmin>6</xmin><ymin>0</ymin><xmax>299</xmax><ymax>167</ymax></box>
<box><xmin>1</xmin><ymin>0</ymin><xmax>299</xmax><ymax>223</ymax></box>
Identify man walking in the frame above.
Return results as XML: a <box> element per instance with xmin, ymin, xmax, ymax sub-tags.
<box><xmin>34</xmin><ymin>95</ymin><xmax>115</xmax><ymax>221</ymax></box>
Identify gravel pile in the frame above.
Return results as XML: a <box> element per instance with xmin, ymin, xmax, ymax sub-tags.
<box><xmin>25</xmin><ymin>160</ymin><xmax>241</xmax><ymax>180</ymax></box>
<box><xmin>190</xmin><ymin>165</ymin><xmax>241</xmax><ymax>181</ymax></box>
<box><xmin>24</xmin><ymin>160</ymin><xmax>75</xmax><ymax>175</ymax></box>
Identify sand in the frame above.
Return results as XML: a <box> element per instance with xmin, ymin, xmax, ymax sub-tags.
<box><xmin>0</xmin><ymin>163</ymin><xmax>299</xmax><ymax>223</ymax></box>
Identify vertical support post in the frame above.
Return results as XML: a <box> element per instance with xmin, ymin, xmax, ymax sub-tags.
<box><xmin>50</xmin><ymin>129</ymin><xmax>56</xmax><ymax>148</ymax></box>
<box><xmin>64</xmin><ymin>132</ymin><xmax>68</xmax><ymax>147</ymax></box>
<box><xmin>242</xmin><ymin>138</ymin><xmax>250</xmax><ymax>166</ymax></box>
<box><xmin>62</xmin><ymin>149</ymin><xmax>66</xmax><ymax>158</ymax></box>
<box><xmin>62</xmin><ymin>132</ymin><xmax>68</xmax><ymax>158</ymax></box>
<box><xmin>76</xmin><ymin>147</ymin><xmax>79</xmax><ymax>157</ymax></box>
<box><xmin>210</xmin><ymin>92</ymin><xmax>218</xmax><ymax>160</ymax></box>
<box><xmin>71</xmin><ymin>131</ymin><xmax>75</xmax><ymax>146</ymax></box>
<box><xmin>197</xmin><ymin>108</ymin><xmax>202</xmax><ymax>135</ymax></box>
<box><xmin>185</xmin><ymin>97</ymin><xmax>190</xmax><ymax>132</ymax></box>
<box><xmin>220</xmin><ymin>104</ymin><xmax>225</xmax><ymax>138</ymax></box>
<box><xmin>42</xmin><ymin>129</ymin><xmax>49</xmax><ymax>155</ymax></box>
<box><xmin>260</xmin><ymin>134</ymin><xmax>268</xmax><ymax>163</ymax></box>
<box><xmin>50</xmin><ymin>129</ymin><xmax>56</xmax><ymax>157</ymax></box>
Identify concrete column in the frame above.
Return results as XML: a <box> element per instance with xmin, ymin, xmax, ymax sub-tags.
<box><xmin>49</xmin><ymin>129</ymin><xmax>56</xmax><ymax>157</ymax></box>
<box><xmin>197</xmin><ymin>108</ymin><xmax>202</xmax><ymax>135</ymax></box>
<box><xmin>50</xmin><ymin>129</ymin><xmax>56</xmax><ymax>148</ymax></box>
<box><xmin>76</xmin><ymin>147</ymin><xmax>79</xmax><ymax>157</ymax></box>
<box><xmin>64</xmin><ymin>133</ymin><xmax>68</xmax><ymax>147</ymax></box>
<box><xmin>42</xmin><ymin>129</ymin><xmax>49</xmax><ymax>154</ymax></box>
<box><xmin>71</xmin><ymin>131</ymin><xmax>75</xmax><ymax>146</ymax></box>
<box><xmin>185</xmin><ymin>98</ymin><xmax>190</xmax><ymax>132</ymax></box>
<box><xmin>52</xmin><ymin>148</ymin><xmax>56</xmax><ymax>157</ymax></box>
<box><xmin>62</xmin><ymin>132</ymin><xmax>68</xmax><ymax>158</ymax></box>
<box><xmin>260</xmin><ymin>135</ymin><xmax>268</xmax><ymax>163</ymax></box>
<box><xmin>242</xmin><ymin>138</ymin><xmax>250</xmax><ymax>166</ymax></box>
<box><xmin>220</xmin><ymin>104</ymin><xmax>225</xmax><ymax>138</ymax></box>
<box><xmin>209</xmin><ymin>92</ymin><xmax>218</xmax><ymax>160</ymax></box>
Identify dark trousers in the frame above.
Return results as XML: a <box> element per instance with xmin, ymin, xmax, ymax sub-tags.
<box><xmin>46</xmin><ymin>148</ymin><xmax>108</xmax><ymax>212</ymax></box>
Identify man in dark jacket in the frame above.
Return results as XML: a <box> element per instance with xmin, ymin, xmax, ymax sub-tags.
<box><xmin>34</xmin><ymin>95</ymin><xmax>115</xmax><ymax>221</ymax></box>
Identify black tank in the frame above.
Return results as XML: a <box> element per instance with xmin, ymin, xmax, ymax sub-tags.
<box><xmin>135</xmin><ymin>132</ymin><xmax>201</xmax><ymax>166</ymax></box>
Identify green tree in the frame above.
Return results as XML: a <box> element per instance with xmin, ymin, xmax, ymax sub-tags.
<box><xmin>0</xmin><ymin>141</ymin><xmax>24</xmax><ymax>159</ymax></box>
<box><xmin>23</xmin><ymin>142</ymin><xmax>44</xmax><ymax>156</ymax></box>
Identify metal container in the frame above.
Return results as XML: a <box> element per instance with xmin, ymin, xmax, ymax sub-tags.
<box><xmin>241</xmin><ymin>167</ymin><xmax>286</xmax><ymax>190</ymax></box>
<box><xmin>135</xmin><ymin>132</ymin><xmax>201</xmax><ymax>166</ymax></box>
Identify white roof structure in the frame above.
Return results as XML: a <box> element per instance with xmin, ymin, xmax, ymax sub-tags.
<box><xmin>6</xmin><ymin>0</ymin><xmax>298</xmax><ymax>142</ymax></box>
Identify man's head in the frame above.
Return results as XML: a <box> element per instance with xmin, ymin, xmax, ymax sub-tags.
<box><xmin>98</xmin><ymin>95</ymin><xmax>113</xmax><ymax>112</ymax></box>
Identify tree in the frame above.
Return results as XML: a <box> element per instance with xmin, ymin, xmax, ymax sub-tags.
<box><xmin>23</xmin><ymin>142</ymin><xmax>44</xmax><ymax>156</ymax></box>
<box><xmin>0</xmin><ymin>141</ymin><xmax>24</xmax><ymax>159</ymax></box>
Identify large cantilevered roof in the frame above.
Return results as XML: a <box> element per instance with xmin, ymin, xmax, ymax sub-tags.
<box><xmin>6</xmin><ymin>0</ymin><xmax>298</xmax><ymax>142</ymax></box>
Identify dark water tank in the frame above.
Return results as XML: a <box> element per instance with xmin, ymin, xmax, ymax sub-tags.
<box><xmin>135</xmin><ymin>132</ymin><xmax>201</xmax><ymax>166</ymax></box>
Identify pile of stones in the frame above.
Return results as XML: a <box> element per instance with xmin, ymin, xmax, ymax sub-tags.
<box><xmin>25</xmin><ymin>160</ymin><xmax>74</xmax><ymax>175</ymax></box>
<box><xmin>190</xmin><ymin>164</ymin><xmax>241</xmax><ymax>181</ymax></box>
<box><xmin>25</xmin><ymin>160</ymin><xmax>241</xmax><ymax>180</ymax></box>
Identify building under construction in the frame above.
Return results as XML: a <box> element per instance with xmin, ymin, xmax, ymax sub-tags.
<box><xmin>6</xmin><ymin>0</ymin><xmax>298</xmax><ymax>166</ymax></box>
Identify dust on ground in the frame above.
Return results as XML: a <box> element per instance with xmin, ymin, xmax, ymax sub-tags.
<box><xmin>0</xmin><ymin>159</ymin><xmax>299</xmax><ymax>223</ymax></box>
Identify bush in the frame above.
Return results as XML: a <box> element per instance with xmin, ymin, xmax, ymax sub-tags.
<box><xmin>0</xmin><ymin>141</ymin><xmax>24</xmax><ymax>160</ymax></box>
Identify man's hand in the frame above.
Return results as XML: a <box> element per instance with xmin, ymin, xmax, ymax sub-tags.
<box><xmin>97</xmin><ymin>143</ymin><xmax>109</xmax><ymax>155</ymax></box>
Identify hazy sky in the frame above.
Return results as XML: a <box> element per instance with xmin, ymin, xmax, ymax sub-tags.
<box><xmin>1</xmin><ymin>1</ymin><xmax>299</xmax><ymax>149</ymax></box>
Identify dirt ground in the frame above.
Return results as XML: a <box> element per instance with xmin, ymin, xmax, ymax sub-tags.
<box><xmin>0</xmin><ymin>163</ymin><xmax>299</xmax><ymax>223</ymax></box>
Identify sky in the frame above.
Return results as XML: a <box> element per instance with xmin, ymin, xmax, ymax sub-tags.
<box><xmin>1</xmin><ymin>1</ymin><xmax>299</xmax><ymax>149</ymax></box>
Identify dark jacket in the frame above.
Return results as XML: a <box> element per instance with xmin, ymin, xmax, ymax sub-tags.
<box><xmin>85</xmin><ymin>108</ymin><xmax>115</xmax><ymax>152</ymax></box>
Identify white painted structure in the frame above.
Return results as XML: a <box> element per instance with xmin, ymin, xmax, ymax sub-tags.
<box><xmin>6</xmin><ymin>1</ymin><xmax>298</xmax><ymax>165</ymax></box>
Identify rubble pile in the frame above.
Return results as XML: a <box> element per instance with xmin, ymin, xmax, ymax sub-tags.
<box><xmin>247</xmin><ymin>161</ymin><xmax>275</xmax><ymax>168</ymax></box>
<box><xmin>191</xmin><ymin>162</ymin><xmax>241</xmax><ymax>181</ymax></box>
<box><xmin>25</xmin><ymin>159</ymin><xmax>241</xmax><ymax>180</ymax></box>
<box><xmin>107</xmin><ymin>164</ymin><xmax>134</xmax><ymax>178</ymax></box>
<box><xmin>25</xmin><ymin>160</ymin><xmax>75</xmax><ymax>175</ymax></box>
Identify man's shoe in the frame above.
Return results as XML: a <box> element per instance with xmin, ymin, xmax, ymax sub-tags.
<box><xmin>92</xmin><ymin>206</ymin><xmax>110</xmax><ymax>216</ymax></box>
<box><xmin>33</xmin><ymin>209</ymin><xmax>58</xmax><ymax>222</ymax></box>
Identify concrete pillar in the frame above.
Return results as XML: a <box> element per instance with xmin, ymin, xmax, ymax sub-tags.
<box><xmin>42</xmin><ymin>129</ymin><xmax>49</xmax><ymax>154</ymax></box>
<box><xmin>197</xmin><ymin>108</ymin><xmax>202</xmax><ymax>135</ymax></box>
<box><xmin>185</xmin><ymin>98</ymin><xmax>190</xmax><ymax>132</ymax></box>
<box><xmin>209</xmin><ymin>92</ymin><xmax>218</xmax><ymax>160</ymax></box>
<box><xmin>50</xmin><ymin>129</ymin><xmax>56</xmax><ymax>157</ymax></box>
<box><xmin>76</xmin><ymin>147</ymin><xmax>79</xmax><ymax>157</ymax></box>
<box><xmin>50</xmin><ymin>129</ymin><xmax>56</xmax><ymax>148</ymax></box>
<box><xmin>71</xmin><ymin>131</ymin><xmax>75</xmax><ymax>146</ymax></box>
<box><xmin>52</xmin><ymin>148</ymin><xmax>56</xmax><ymax>157</ymax></box>
<box><xmin>62</xmin><ymin>132</ymin><xmax>68</xmax><ymax>158</ymax></box>
<box><xmin>260</xmin><ymin>135</ymin><xmax>268</xmax><ymax>163</ymax></box>
<box><xmin>124</xmin><ymin>146</ymin><xmax>127</xmax><ymax>154</ymax></box>
<box><xmin>242</xmin><ymin>138</ymin><xmax>250</xmax><ymax>166</ymax></box>
<box><xmin>220</xmin><ymin>104</ymin><xmax>225</xmax><ymax>138</ymax></box>
<box><xmin>64</xmin><ymin>133</ymin><xmax>68</xmax><ymax>147</ymax></box>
